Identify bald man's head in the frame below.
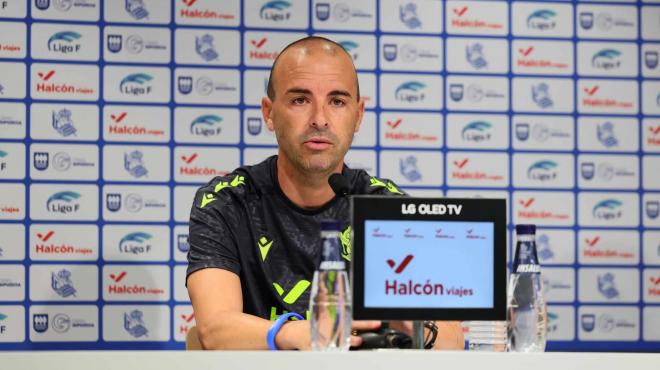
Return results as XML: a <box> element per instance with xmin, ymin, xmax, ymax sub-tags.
<box><xmin>266</xmin><ymin>36</ymin><xmax>360</xmax><ymax>101</ymax></box>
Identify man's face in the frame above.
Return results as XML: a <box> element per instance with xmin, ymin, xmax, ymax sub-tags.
<box><xmin>262</xmin><ymin>48</ymin><xmax>364</xmax><ymax>175</ymax></box>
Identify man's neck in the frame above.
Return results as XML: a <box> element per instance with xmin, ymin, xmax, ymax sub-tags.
<box><xmin>276</xmin><ymin>156</ymin><xmax>341</xmax><ymax>210</ymax></box>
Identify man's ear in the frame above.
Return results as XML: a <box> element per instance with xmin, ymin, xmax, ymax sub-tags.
<box><xmin>354</xmin><ymin>97</ymin><xmax>365</xmax><ymax>133</ymax></box>
<box><xmin>261</xmin><ymin>96</ymin><xmax>275</xmax><ymax>131</ymax></box>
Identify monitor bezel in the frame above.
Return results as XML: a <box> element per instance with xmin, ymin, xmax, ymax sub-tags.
<box><xmin>351</xmin><ymin>196</ymin><xmax>507</xmax><ymax>321</ymax></box>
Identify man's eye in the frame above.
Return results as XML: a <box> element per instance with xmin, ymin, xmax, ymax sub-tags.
<box><xmin>331</xmin><ymin>98</ymin><xmax>346</xmax><ymax>106</ymax></box>
<box><xmin>292</xmin><ymin>97</ymin><xmax>307</xmax><ymax>105</ymax></box>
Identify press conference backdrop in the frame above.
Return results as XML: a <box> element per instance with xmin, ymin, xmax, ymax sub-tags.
<box><xmin>0</xmin><ymin>0</ymin><xmax>659</xmax><ymax>351</ymax></box>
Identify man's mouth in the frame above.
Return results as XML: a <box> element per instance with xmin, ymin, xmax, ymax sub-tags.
<box><xmin>303</xmin><ymin>137</ymin><xmax>333</xmax><ymax>150</ymax></box>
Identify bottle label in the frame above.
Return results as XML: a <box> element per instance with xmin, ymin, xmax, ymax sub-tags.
<box><xmin>319</xmin><ymin>261</ymin><xmax>346</xmax><ymax>270</ymax></box>
<box><xmin>515</xmin><ymin>264</ymin><xmax>541</xmax><ymax>273</ymax></box>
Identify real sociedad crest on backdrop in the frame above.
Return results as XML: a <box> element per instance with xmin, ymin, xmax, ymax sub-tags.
<box><xmin>178</xmin><ymin>76</ymin><xmax>193</xmax><ymax>95</ymax></box>
<box><xmin>648</xmin><ymin>201</ymin><xmax>660</xmax><ymax>219</ymax></box>
<box><xmin>383</xmin><ymin>44</ymin><xmax>397</xmax><ymax>61</ymax></box>
<box><xmin>515</xmin><ymin>123</ymin><xmax>530</xmax><ymax>141</ymax></box>
<box><xmin>580</xmin><ymin>12</ymin><xmax>594</xmax><ymax>30</ymax></box>
<box><xmin>449</xmin><ymin>84</ymin><xmax>464</xmax><ymax>102</ymax></box>
<box><xmin>247</xmin><ymin>117</ymin><xmax>262</xmax><ymax>135</ymax></box>
<box><xmin>34</xmin><ymin>152</ymin><xmax>49</xmax><ymax>171</ymax></box>
<box><xmin>36</xmin><ymin>0</ymin><xmax>51</xmax><ymax>10</ymax></box>
<box><xmin>316</xmin><ymin>3</ymin><xmax>330</xmax><ymax>21</ymax></box>
<box><xmin>646</xmin><ymin>51</ymin><xmax>659</xmax><ymax>69</ymax></box>
<box><xmin>106</xmin><ymin>193</ymin><xmax>121</xmax><ymax>212</ymax></box>
<box><xmin>107</xmin><ymin>35</ymin><xmax>123</xmax><ymax>53</ymax></box>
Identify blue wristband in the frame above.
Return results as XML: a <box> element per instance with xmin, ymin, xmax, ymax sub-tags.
<box><xmin>267</xmin><ymin>312</ymin><xmax>305</xmax><ymax>351</ymax></box>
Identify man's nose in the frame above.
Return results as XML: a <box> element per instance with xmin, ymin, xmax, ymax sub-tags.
<box><xmin>310</xmin><ymin>102</ymin><xmax>329</xmax><ymax>129</ymax></box>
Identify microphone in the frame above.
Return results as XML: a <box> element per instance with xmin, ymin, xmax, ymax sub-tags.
<box><xmin>328</xmin><ymin>173</ymin><xmax>350</xmax><ymax>197</ymax></box>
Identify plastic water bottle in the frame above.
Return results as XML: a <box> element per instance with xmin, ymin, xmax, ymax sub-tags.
<box><xmin>507</xmin><ymin>224</ymin><xmax>547</xmax><ymax>352</ymax></box>
<box><xmin>309</xmin><ymin>221</ymin><xmax>352</xmax><ymax>351</ymax></box>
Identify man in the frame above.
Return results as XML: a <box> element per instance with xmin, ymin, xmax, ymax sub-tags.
<box><xmin>186</xmin><ymin>36</ymin><xmax>464</xmax><ymax>350</ymax></box>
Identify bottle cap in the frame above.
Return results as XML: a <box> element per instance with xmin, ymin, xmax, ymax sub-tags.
<box><xmin>515</xmin><ymin>224</ymin><xmax>536</xmax><ymax>235</ymax></box>
<box><xmin>320</xmin><ymin>220</ymin><xmax>341</xmax><ymax>232</ymax></box>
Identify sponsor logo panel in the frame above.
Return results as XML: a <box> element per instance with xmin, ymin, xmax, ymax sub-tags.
<box><xmin>175</xmin><ymin>107</ymin><xmax>239</xmax><ymax>144</ymax></box>
<box><xmin>546</xmin><ymin>305</ymin><xmax>575</xmax><ymax>341</ymax></box>
<box><xmin>29</xmin><ymin>305</ymin><xmax>98</xmax><ymax>342</ymax></box>
<box><xmin>380</xmin><ymin>73</ymin><xmax>442</xmax><ymax>110</ymax></box>
<box><xmin>0</xmin><ymin>305</ymin><xmax>25</xmax><ymax>342</ymax></box>
<box><xmin>0</xmin><ymin>102</ymin><xmax>26</xmax><ymax>139</ymax></box>
<box><xmin>314</xmin><ymin>33</ymin><xmax>376</xmax><ymax>70</ymax></box>
<box><xmin>511</xmin><ymin>2</ymin><xmax>573</xmax><ymax>38</ymax></box>
<box><xmin>174</xmin><ymin>0</ymin><xmax>240</xmax><ymax>26</ymax></box>
<box><xmin>379</xmin><ymin>0</ymin><xmax>443</xmax><ymax>34</ymax></box>
<box><xmin>578</xmin><ymin>192</ymin><xmax>639</xmax><ymax>227</ymax></box>
<box><xmin>379</xmin><ymin>150</ymin><xmax>443</xmax><ymax>187</ymax></box>
<box><xmin>0</xmin><ymin>21</ymin><xmax>26</xmax><ymax>58</ymax></box>
<box><xmin>578</xmin><ymin>79</ymin><xmax>638</xmax><ymax>115</ymax></box>
<box><xmin>31</xmin><ymin>23</ymin><xmax>99</xmax><ymax>61</ymax></box>
<box><xmin>512</xmin><ymin>115</ymin><xmax>574</xmax><ymax>151</ymax></box>
<box><xmin>578</xmin><ymin>268</ymin><xmax>639</xmax><ymax>303</ymax></box>
<box><xmin>102</xmin><ymin>304</ymin><xmax>170</xmax><ymax>341</ymax></box>
<box><xmin>577</xmin><ymin>117</ymin><xmax>638</xmax><ymax>152</ymax></box>
<box><xmin>174</xmin><ymin>67</ymin><xmax>239</xmax><ymax>105</ymax></box>
<box><xmin>512</xmin><ymin>78</ymin><xmax>574</xmax><ymax>113</ymax></box>
<box><xmin>513</xmin><ymin>191</ymin><xmax>575</xmax><ymax>227</ymax></box>
<box><xmin>642</xmin><ymin>43</ymin><xmax>660</xmax><ymax>77</ymax></box>
<box><xmin>577</xmin><ymin>4</ymin><xmax>637</xmax><ymax>40</ymax></box>
<box><xmin>446</xmin><ymin>37</ymin><xmax>508</xmax><ymax>74</ymax></box>
<box><xmin>643</xmin><ymin>193</ymin><xmax>660</xmax><ymax>227</ymax></box>
<box><xmin>174</xmin><ymin>186</ymin><xmax>198</xmax><ymax>223</ymax></box>
<box><xmin>103</xmin><ymin>66</ymin><xmax>169</xmax><ymax>103</ymax></box>
<box><xmin>31</xmin><ymin>63</ymin><xmax>98</xmax><ymax>101</ymax></box>
<box><xmin>0</xmin><ymin>224</ymin><xmax>25</xmax><ymax>261</ymax></box>
<box><xmin>29</xmin><ymin>264</ymin><xmax>98</xmax><ymax>302</ymax></box>
<box><xmin>173</xmin><ymin>305</ymin><xmax>195</xmax><ymax>342</ymax></box>
<box><xmin>578</xmin><ymin>230</ymin><xmax>639</xmax><ymax>265</ymax></box>
<box><xmin>312</xmin><ymin>0</ymin><xmax>376</xmax><ymax>31</ymax></box>
<box><xmin>642</xmin><ymin>81</ymin><xmax>660</xmax><ymax>115</ymax></box>
<box><xmin>543</xmin><ymin>267</ymin><xmax>575</xmax><ymax>303</ymax></box>
<box><xmin>0</xmin><ymin>183</ymin><xmax>25</xmax><ymax>220</ymax></box>
<box><xmin>577</xmin><ymin>155</ymin><xmax>639</xmax><ymax>190</ymax></box>
<box><xmin>242</xmin><ymin>69</ymin><xmax>270</xmax><ymax>106</ymax></box>
<box><xmin>244</xmin><ymin>31</ymin><xmax>306</xmax><ymax>67</ymax></box>
<box><xmin>103</xmin><ymin>265</ymin><xmax>169</xmax><ymax>302</ymax></box>
<box><xmin>30</xmin><ymin>143</ymin><xmax>99</xmax><ymax>181</ymax></box>
<box><xmin>102</xmin><ymin>185</ymin><xmax>170</xmax><ymax>222</ymax></box>
<box><xmin>578</xmin><ymin>306</ymin><xmax>639</xmax><ymax>341</ymax></box>
<box><xmin>0</xmin><ymin>0</ymin><xmax>27</xmax><ymax>18</ymax></box>
<box><xmin>0</xmin><ymin>265</ymin><xmax>24</xmax><ymax>301</ymax></box>
<box><xmin>242</xmin><ymin>147</ymin><xmax>278</xmax><ymax>167</ymax></box>
<box><xmin>0</xmin><ymin>142</ymin><xmax>25</xmax><ymax>180</ymax></box>
<box><xmin>643</xmin><ymin>307</ymin><xmax>660</xmax><ymax>341</ymax></box>
<box><xmin>30</xmin><ymin>224</ymin><xmax>98</xmax><ymax>261</ymax></box>
<box><xmin>511</xmin><ymin>40</ymin><xmax>573</xmax><ymax>76</ymax></box>
<box><xmin>641</xmin><ymin>6</ymin><xmax>660</xmax><ymax>41</ymax></box>
<box><xmin>103</xmin><ymin>225</ymin><xmax>169</xmax><ymax>262</ymax></box>
<box><xmin>645</xmin><ymin>156</ymin><xmax>660</xmax><ymax>190</ymax></box>
<box><xmin>380</xmin><ymin>35</ymin><xmax>443</xmax><ymax>72</ymax></box>
<box><xmin>446</xmin><ymin>0</ymin><xmax>508</xmax><ymax>36</ymax></box>
<box><xmin>104</xmin><ymin>0</ymin><xmax>171</xmax><ymax>24</ymax></box>
<box><xmin>380</xmin><ymin>112</ymin><xmax>443</xmax><ymax>149</ymax></box>
<box><xmin>344</xmin><ymin>149</ymin><xmax>376</xmax><ymax>175</ymax></box>
<box><xmin>173</xmin><ymin>265</ymin><xmax>189</xmax><ymax>302</ymax></box>
<box><xmin>174</xmin><ymin>146</ymin><xmax>240</xmax><ymax>183</ymax></box>
<box><xmin>103</xmin><ymin>26</ymin><xmax>170</xmax><ymax>64</ymax></box>
<box><xmin>446</xmin><ymin>151</ymin><xmax>508</xmax><ymax>188</ymax></box>
<box><xmin>30</xmin><ymin>103</ymin><xmax>99</xmax><ymax>141</ymax></box>
<box><xmin>642</xmin><ymin>231</ymin><xmax>660</xmax><ymax>266</ymax></box>
<box><xmin>358</xmin><ymin>73</ymin><xmax>376</xmax><ymax>109</ymax></box>
<box><xmin>175</xmin><ymin>28</ymin><xmax>239</xmax><ymax>66</ymax></box>
<box><xmin>173</xmin><ymin>225</ymin><xmax>189</xmax><ymax>262</ymax></box>
<box><xmin>102</xmin><ymin>145</ymin><xmax>170</xmax><ymax>182</ymax></box>
<box><xmin>643</xmin><ymin>268</ymin><xmax>660</xmax><ymax>303</ymax></box>
<box><xmin>351</xmin><ymin>111</ymin><xmax>376</xmax><ymax>147</ymax></box>
<box><xmin>535</xmin><ymin>229</ymin><xmax>575</xmax><ymax>265</ymax></box>
<box><xmin>446</xmin><ymin>75</ymin><xmax>508</xmax><ymax>112</ymax></box>
<box><xmin>577</xmin><ymin>41</ymin><xmax>638</xmax><ymax>77</ymax></box>
<box><xmin>30</xmin><ymin>184</ymin><xmax>97</xmax><ymax>221</ymax></box>
<box><xmin>244</xmin><ymin>0</ymin><xmax>308</xmax><ymax>29</ymax></box>
<box><xmin>103</xmin><ymin>105</ymin><xmax>170</xmax><ymax>143</ymax></box>
<box><xmin>31</xmin><ymin>0</ymin><xmax>99</xmax><ymax>21</ymax></box>
<box><xmin>0</xmin><ymin>62</ymin><xmax>26</xmax><ymax>98</ymax></box>
<box><xmin>513</xmin><ymin>153</ymin><xmax>574</xmax><ymax>189</ymax></box>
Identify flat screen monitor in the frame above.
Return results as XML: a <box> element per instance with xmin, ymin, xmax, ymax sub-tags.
<box><xmin>350</xmin><ymin>196</ymin><xmax>506</xmax><ymax>321</ymax></box>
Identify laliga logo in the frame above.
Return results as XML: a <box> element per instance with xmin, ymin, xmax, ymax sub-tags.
<box><xmin>592</xmin><ymin>49</ymin><xmax>622</xmax><ymax>70</ymax></box>
<box><xmin>395</xmin><ymin>81</ymin><xmax>426</xmax><ymax>103</ymax></box>
<box><xmin>526</xmin><ymin>9</ymin><xmax>557</xmax><ymax>30</ymax></box>
<box><xmin>119</xmin><ymin>232</ymin><xmax>152</xmax><ymax>255</ymax></box>
<box><xmin>461</xmin><ymin>121</ymin><xmax>492</xmax><ymax>142</ymax></box>
<box><xmin>339</xmin><ymin>40</ymin><xmax>359</xmax><ymax>60</ymax></box>
<box><xmin>260</xmin><ymin>0</ymin><xmax>291</xmax><ymax>21</ymax></box>
<box><xmin>401</xmin><ymin>203</ymin><xmax>463</xmax><ymax>215</ymax></box>
<box><xmin>592</xmin><ymin>199</ymin><xmax>623</xmax><ymax>220</ymax></box>
<box><xmin>190</xmin><ymin>114</ymin><xmax>223</xmax><ymax>136</ymax></box>
<box><xmin>46</xmin><ymin>191</ymin><xmax>81</xmax><ymax>214</ymax></box>
<box><xmin>527</xmin><ymin>160</ymin><xmax>558</xmax><ymax>182</ymax></box>
<box><xmin>47</xmin><ymin>31</ymin><xmax>82</xmax><ymax>53</ymax></box>
<box><xmin>119</xmin><ymin>73</ymin><xmax>153</xmax><ymax>96</ymax></box>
